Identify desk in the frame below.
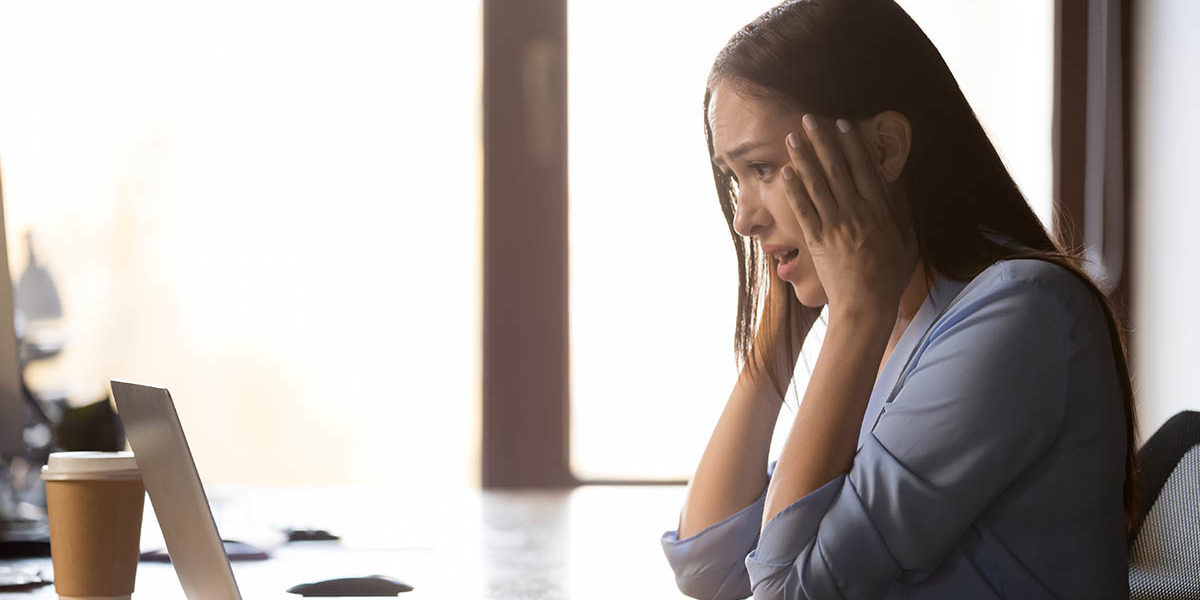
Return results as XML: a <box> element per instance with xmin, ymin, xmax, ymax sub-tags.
<box><xmin>0</xmin><ymin>485</ymin><xmax>693</xmax><ymax>599</ymax></box>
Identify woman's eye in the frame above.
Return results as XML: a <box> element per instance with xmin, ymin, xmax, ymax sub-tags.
<box><xmin>749</xmin><ymin>163</ymin><xmax>773</xmax><ymax>179</ymax></box>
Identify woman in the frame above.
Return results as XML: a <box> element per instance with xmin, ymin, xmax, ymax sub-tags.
<box><xmin>661</xmin><ymin>1</ymin><xmax>1135</xmax><ymax>598</ymax></box>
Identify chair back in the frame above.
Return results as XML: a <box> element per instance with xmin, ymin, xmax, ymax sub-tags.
<box><xmin>1128</xmin><ymin>410</ymin><xmax>1200</xmax><ymax>598</ymax></box>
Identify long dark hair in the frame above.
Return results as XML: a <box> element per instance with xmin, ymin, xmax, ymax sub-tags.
<box><xmin>704</xmin><ymin>0</ymin><xmax>1138</xmax><ymax>532</ymax></box>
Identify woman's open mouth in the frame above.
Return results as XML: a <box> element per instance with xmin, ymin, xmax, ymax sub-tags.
<box><xmin>775</xmin><ymin>248</ymin><xmax>801</xmax><ymax>280</ymax></box>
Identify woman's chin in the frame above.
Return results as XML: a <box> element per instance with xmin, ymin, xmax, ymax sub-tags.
<box><xmin>791</xmin><ymin>279</ymin><xmax>828</xmax><ymax>308</ymax></box>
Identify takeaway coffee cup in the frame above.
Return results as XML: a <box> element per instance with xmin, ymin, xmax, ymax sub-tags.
<box><xmin>41</xmin><ymin>451</ymin><xmax>144</xmax><ymax>600</ymax></box>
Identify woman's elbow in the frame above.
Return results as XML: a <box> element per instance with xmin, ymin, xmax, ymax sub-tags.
<box><xmin>744</xmin><ymin>544</ymin><xmax>845</xmax><ymax>600</ymax></box>
<box><xmin>672</xmin><ymin>564</ymin><xmax>753</xmax><ymax>600</ymax></box>
<box><xmin>746</xmin><ymin>565</ymin><xmax>803</xmax><ymax>600</ymax></box>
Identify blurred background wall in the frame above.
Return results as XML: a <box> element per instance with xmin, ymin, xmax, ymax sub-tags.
<box><xmin>1132</xmin><ymin>0</ymin><xmax>1200</xmax><ymax>440</ymax></box>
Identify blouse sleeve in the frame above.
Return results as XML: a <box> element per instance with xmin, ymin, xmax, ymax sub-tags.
<box><xmin>662</xmin><ymin>462</ymin><xmax>778</xmax><ymax>600</ymax></box>
<box><xmin>744</xmin><ymin>276</ymin><xmax>1073</xmax><ymax>599</ymax></box>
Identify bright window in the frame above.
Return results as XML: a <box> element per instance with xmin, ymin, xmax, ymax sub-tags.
<box><xmin>0</xmin><ymin>2</ymin><xmax>482</xmax><ymax>490</ymax></box>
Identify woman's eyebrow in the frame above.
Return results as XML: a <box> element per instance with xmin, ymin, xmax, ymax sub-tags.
<box><xmin>712</xmin><ymin>140</ymin><xmax>773</xmax><ymax>168</ymax></box>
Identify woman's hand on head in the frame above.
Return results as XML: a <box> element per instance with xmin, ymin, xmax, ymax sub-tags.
<box><xmin>780</xmin><ymin>114</ymin><xmax>919</xmax><ymax>321</ymax></box>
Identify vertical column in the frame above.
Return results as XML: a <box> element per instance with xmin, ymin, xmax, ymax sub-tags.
<box><xmin>482</xmin><ymin>0</ymin><xmax>573</xmax><ymax>487</ymax></box>
<box><xmin>1053</xmin><ymin>0</ymin><xmax>1133</xmax><ymax>349</ymax></box>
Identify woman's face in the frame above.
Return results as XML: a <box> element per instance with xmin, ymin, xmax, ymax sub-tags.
<box><xmin>708</xmin><ymin>78</ymin><xmax>828</xmax><ymax>307</ymax></box>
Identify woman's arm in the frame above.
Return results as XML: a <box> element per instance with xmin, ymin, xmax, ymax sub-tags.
<box><xmin>666</xmin><ymin>284</ymin><xmax>820</xmax><ymax>599</ymax></box>
<box><xmin>762</xmin><ymin>307</ymin><xmax>891</xmax><ymax>528</ymax></box>
<box><xmin>678</xmin><ymin>269</ymin><xmax>821</xmax><ymax>539</ymax></box>
<box><xmin>677</xmin><ymin>370</ymin><xmax>785</xmax><ymax>539</ymax></box>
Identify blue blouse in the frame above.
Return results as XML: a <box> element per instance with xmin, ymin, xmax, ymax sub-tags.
<box><xmin>662</xmin><ymin>259</ymin><xmax>1128</xmax><ymax>599</ymax></box>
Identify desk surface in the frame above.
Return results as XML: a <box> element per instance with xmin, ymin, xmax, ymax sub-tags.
<box><xmin>0</xmin><ymin>485</ymin><xmax>692</xmax><ymax>600</ymax></box>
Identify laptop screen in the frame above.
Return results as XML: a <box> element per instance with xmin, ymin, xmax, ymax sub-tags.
<box><xmin>110</xmin><ymin>380</ymin><xmax>242</xmax><ymax>600</ymax></box>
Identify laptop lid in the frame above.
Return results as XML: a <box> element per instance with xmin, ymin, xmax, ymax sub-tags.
<box><xmin>110</xmin><ymin>380</ymin><xmax>242</xmax><ymax>600</ymax></box>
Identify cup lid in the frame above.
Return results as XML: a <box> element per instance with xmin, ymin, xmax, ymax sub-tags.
<box><xmin>41</xmin><ymin>451</ymin><xmax>140</xmax><ymax>481</ymax></box>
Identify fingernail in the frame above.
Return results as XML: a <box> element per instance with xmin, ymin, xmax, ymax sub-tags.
<box><xmin>787</xmin><ymin>132</ymin><xmax>800</xmax><ymax>149</ymax></box>
<box><xmin>836</xmin><ymin>119</ymin><xmax>851</xmax><ymax>133</ymax></box>
<box><xmin>803</xmin><ymin>114</ymin><xmax>819</xmax><ymax>132</ymax></box>
<box><xmin>782</xmin><ymin>166</ymin><xmax>794</xmax><ymax>181</ymax></box>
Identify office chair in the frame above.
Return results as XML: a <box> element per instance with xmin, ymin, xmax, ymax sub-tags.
<box><xmin>1128</xmin><ymin>410</ymin><xmax>1200</xmax><ymax>599</ymax></box>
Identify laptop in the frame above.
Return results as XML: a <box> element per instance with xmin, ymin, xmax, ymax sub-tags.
<box><xmin>109</xmin><ymin>380</ymin><xmax>243</xmax><ymax>600</ymax></box>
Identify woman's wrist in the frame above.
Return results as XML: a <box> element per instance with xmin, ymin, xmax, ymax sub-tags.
<box><xmin>735</xmin><ymin>366</ymin><xmax>791</xmax><ymax>408</ymax></box>
<box><xmin>829</xmin><ymin>302</ymin><xmax>896</xmax><ymax>334</ymax></box>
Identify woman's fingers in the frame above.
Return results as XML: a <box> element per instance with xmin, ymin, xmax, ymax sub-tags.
<box><xmin>832</xmin><ymin>118</ymin><xmax>887</xmax><ymax>203</ymax></box>
<box><xmin>784</xmin><ymin>128</ymin><xmax>837</xmax><ymax>227</ymax></box>
<box><xmin>799</xmin><ymin>114</ymin><xmax>859</xmax><ymax>210</ymax></box>
<box><xmin>781</xmin><ymin>164</ymin><xmax>821</xmax><ymax>240</ymax></box>
<box><xmin>784</xmin><ymin>114</ymin><xmax>914</xmax><ymax>245</ymax></box>
<box><xmin>834</xmin><ymin>118</ymin><xmax>915</xmax><ymax>238</ymax></box>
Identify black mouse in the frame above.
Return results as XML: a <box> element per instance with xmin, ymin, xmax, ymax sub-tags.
<box><xmin>284</xmin><ymin>527</ymin><xmax>341</xmax><ymax>542</ymax></box>
<box><xmin>287</xmin><ymin>575</ymin><xmax>413</xmax><ymax>597</ymax></box>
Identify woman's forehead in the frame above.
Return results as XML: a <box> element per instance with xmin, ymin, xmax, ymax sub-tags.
<box><xmin>709</xmin><ymin>80</ymin><xmax>795</xmax><ymax>160</ymax></box>
<box><xmin>710</xmin><ymin>83</ymin><xmax>771</xmax><ymax>134</ymax></box>
<box><xmin>710</xmin><ymin>80</ymin><xmax>773</xmax><ymax>124</ymax></box>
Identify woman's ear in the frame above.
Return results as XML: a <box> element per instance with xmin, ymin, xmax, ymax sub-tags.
<box><xmin>869</xmin><ymin>110</ymin><xmax>912</xmax><ymax>183</ymax></box>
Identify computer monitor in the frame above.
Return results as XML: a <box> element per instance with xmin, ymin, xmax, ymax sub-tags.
<box><xmin>0</xmin><ymin>165</ymin><xmax>27</xmax><ymax>459</ymax></box>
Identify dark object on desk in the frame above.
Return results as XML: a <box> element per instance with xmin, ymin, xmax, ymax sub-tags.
<box><xmin>0</xmin><ymin>537</ymin><xmax>48</xmax><ymax>559</ymax></box>
<box><xmin>1128</xmin><ymin>410</ymin><xmax>1200</xmax><ymax>598</ymax></box>
<box><xmin>0</xmin><ymin>565</ymin><xmax>51</xmax><ymax>591</ymax></box>
<box><xmin>56</xmin><ymin>397</ymin><xmax>125</xmax><ymax>452</ymax></box>
<box><xmin>0</xmin><ymin>388</ymin><xmax>53</xmax><ymax>555</ymax></box>
<box><xmin>285</xmin><ymin>527</ymin><xmax>341</xmax><ymax>542</ymax></box>
<box><xmin>140</xmin><ymin>539</ymin><xmax>270</xmax><ymax>562</ymax></box>
<box><xmin>287</xmin><ymin>575</ymin><xmax>413</xmax><ymax>597</ymax></box>
<box><xmin>0</xmin><ymin>509</ymin><xmax>49</xmax><ymax>555</ymax></box>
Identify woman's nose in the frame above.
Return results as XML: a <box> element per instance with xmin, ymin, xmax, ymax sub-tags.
<box><xmin>732</xmin><ymin>191</ymin><xmax>770</xmax><ymax>238</ymax></box>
